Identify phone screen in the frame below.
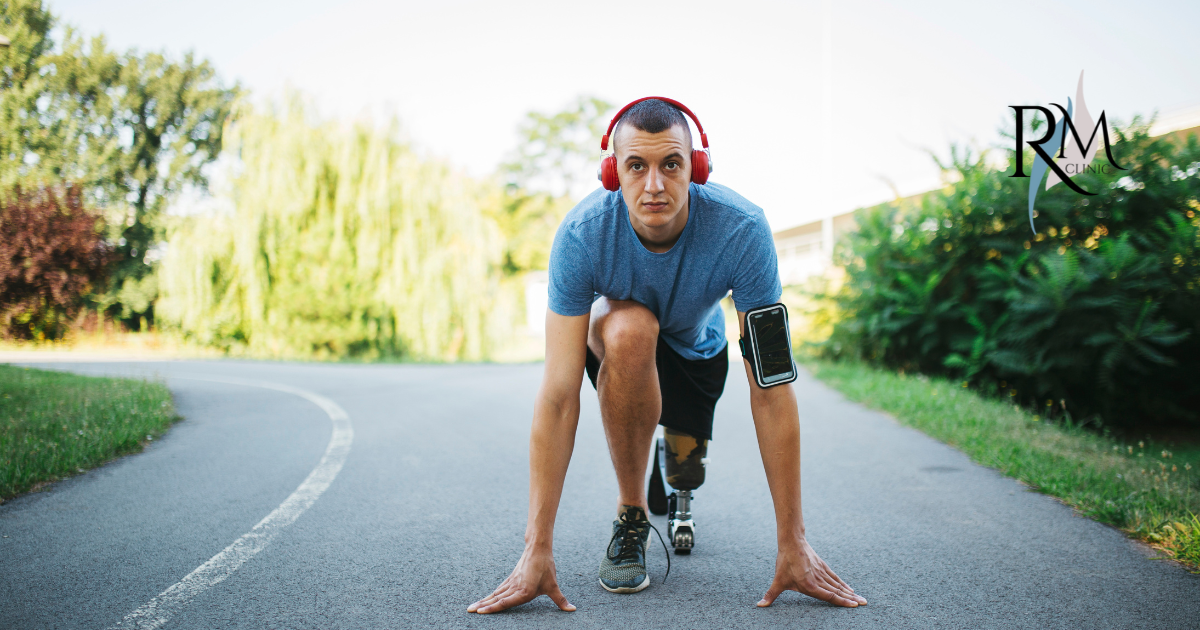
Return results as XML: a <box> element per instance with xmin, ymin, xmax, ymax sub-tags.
<box><xmin>750</xmin><ymin>307</ymin><xmax>794</xmax><ymax>383</ymax></box>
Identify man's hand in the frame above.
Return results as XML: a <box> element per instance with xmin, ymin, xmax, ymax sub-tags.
<box><xmin>466</xmin><ymin>311</ymin><xmax>587</xmax><ymax>615</ymax></box>
<box><xmin>757</xmin><ymin>538</ymin><xmax>866</xmax><ymax>608</ymax></box>
<box><xmin>468</xmin><ymin>546</ymin><xmax>576</xmax><ymax>614</ymax></box>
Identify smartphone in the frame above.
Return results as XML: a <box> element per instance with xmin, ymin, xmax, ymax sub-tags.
<box><xmin>744</xmin><ymin>303</ymin><xmax>797</xmax><ymax>388</ymax></box>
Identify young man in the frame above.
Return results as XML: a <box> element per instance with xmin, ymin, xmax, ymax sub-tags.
<box><xmin>468</xmin><ymin>98</ymin><xmax>865</xmax><ymax>613</ymax></box>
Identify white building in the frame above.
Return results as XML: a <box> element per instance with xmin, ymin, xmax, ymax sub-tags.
<box><xmin>772</xmin><ymin>210</ymin><xmax>859</xmax><ymax>287</ymax></box>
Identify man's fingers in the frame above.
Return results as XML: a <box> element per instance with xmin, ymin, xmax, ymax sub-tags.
<box><xmin>805</xmin><ymin>581</ymin><xmax>860</xmax><ymax>608</ymax></box>
<box><xmin>819</xmin><ymin>575</ymin><xmax>863</xmax><ymax>605</ymax></box>
<box><xmin>818</xmin><ymin>570</ymin><xmax>867</xmax><ymax>605</ymax></box>
<box><xmin>812</xmin><ymin>560</ymin><xmax>866</xmax><ymax>604</ymax></box>
<box><xmin>470</xmin><ymin>583</ymin><xmax>518</xmax><ymax>613</ymax></box>
<box><xmin>476</xmin><ymin>591</ymin><xmax>534</xmax><ymax>614</ymax></box>
<box><xmin>468</xmin><ymin>592</ymin><xmax>505</xmax><ymax>612</ymax></box>
<box><xmin>818</xmin><ymin>561</ymin><xmax>845</xmax><ymax>585</ymax></box>
<box><xmin>547</xmin><ymin>585</ymin><xmax>576</xmax><ymax>612</ymax></box>
<box><xmin>819</xmin><ymin>560</ymin><xmax>854</xmax><ymax>592</ymax></box>
<box><xmin>802</xmin><ymin>582</ymin><xmax>850</xmax><ymax>607</ymax></box>
<box><xmin>825</xmin><ymin>591</ymin><xmax>862</xmax><ymax>608</ymax></box>
<box><xmin>476</xmin><ymin>587</ymin><xmax>510</xmax><ymax>607</ymax></box>
<box><xmin>756</xmin><ymin>581</ymin><xmax>785</xmax><ymax>607</ymax></box>
<box><xmin>470</xmin><ymin>578</ymin><xmax>513</xmax><ymax>609</ymax></box>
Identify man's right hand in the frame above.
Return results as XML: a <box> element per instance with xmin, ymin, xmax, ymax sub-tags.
<box><xmin>467</xmin><ymin>546</ymin><xmax>576</xmax><ymax>614</ymax></box>
<box><xmin>468</xmin><ymin>311</ymin><xmax>587</xmax><ymax>615</ymax></box>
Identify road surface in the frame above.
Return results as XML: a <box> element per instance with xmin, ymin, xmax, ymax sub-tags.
<box><xmin>1</xmin><ymin>359</ymin><xmax>1196</xmax><ymax>628</ymax></box>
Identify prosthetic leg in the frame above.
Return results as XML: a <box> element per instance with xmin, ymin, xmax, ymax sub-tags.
<box><xmin>647</xmin><ymin>428</ymin><xmax>708</xmax><ymax>554</ymax></box>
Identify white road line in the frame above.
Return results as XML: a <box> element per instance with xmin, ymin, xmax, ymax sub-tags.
<box><xmin>107</xmin><ymin>375</ymin><xmax>354</xmax><ymax>630</ymax></box>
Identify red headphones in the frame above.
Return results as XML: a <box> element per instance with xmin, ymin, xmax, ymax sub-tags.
<box><xmin>598</xmin><ymin>96</ymin><xmax>712</xmax><ymax>192</ymax></box>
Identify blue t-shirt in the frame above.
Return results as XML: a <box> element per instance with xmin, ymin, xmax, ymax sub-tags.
<box><xmin>548</xmin><ymin>181</ymin><xmax>782</xmax><ymax>361</ymax></box>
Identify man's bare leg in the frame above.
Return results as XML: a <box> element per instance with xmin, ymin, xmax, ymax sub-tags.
<box><xmin>588</xmin><ymin>298</ymin><xmax>661</xmax><ymax>513</ymax></box>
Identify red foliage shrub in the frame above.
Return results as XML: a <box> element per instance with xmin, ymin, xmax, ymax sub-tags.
<box><xmin>0</xmin><ymin>186</ymin><xmax>111</xmax><ymax>340</ymax></box>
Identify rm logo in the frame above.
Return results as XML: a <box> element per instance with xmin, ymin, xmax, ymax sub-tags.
<box><xmin>1009</xmin><ymin>71</ymin><xmax>1127</xmax><ymax>233</ymax></box>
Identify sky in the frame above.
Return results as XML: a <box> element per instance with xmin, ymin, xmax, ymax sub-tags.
<box><xmin>52</xmin><ymin>0</ymin><xmax>1200</xmax><ymax>231</ymax></box>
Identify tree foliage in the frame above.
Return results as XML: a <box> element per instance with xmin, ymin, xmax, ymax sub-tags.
<box><xmin>501</xmin><ymin>95</ymin><xmax>612</xmax><ymax>199</ymax></box>
<box><xmin>818</xmin><ymin>120</ymin><xmax>1200</xmax><ymax>430</ymax></box>
<box><xmin>0</xmin><ymin>0</ymin><xmax>238</xmax><ymax>326</ymax></box>
<box><xmin>0</xmin><ymin>185</ymin><xmax>110</xmax><ymax>339</ymax></box>
<box><xmin>490</xmin><ymin>95</ymin><xmax>613</xmax><ymax>274</ymax></box>
<box><xmin>156</xmin><ymin>94</ymin><xmax>617</xmax><ymax>361</ymax></box>
<box><xmin>156</xmin><ymin>97</ymin><xmax>524</xmax><ymax>361</ymax></box>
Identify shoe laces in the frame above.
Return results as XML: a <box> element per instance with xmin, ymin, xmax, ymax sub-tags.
<box><xmin>610</xmin><ymin>511</ymin><xmax>671</xmax><ymax>583</ymax></box>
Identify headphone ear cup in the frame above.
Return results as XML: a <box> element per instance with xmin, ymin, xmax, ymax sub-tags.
<box><xmin>691</xmin><ymin>149</ymin><xmax>710</xmax><ymax>185</ymax></box>
<box><xmin>600</xmin><ymin>155</ymin><xmax>620</xmax><ymax>191</ymax></box>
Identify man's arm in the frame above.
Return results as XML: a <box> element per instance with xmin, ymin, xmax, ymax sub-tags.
<box><xmin>738</xmin><ymin>310</ymin><xmax>867</xmax><ymax>608</ymax></box>
<box><xmin>468</xmin><ymin>310</ymin><xmax>589</xmax><ymax>614</ymax></box>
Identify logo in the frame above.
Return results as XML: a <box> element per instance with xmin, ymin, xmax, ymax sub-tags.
<box><xmin>1009</xmin><ymin>71</ymin><xmax>1127</xmax><ymax>233</ymax></box>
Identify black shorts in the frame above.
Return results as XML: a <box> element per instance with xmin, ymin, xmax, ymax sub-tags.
<box><xmin>585</xmin><ymin>336</ymin><xmax>729</xmax><ymax>441</ymax></box>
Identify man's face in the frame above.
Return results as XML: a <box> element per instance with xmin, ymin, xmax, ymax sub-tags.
<box><xmin>614</xmin><ymin>123</ymin><xmax>692</xmax><ymax>234</ymax></box>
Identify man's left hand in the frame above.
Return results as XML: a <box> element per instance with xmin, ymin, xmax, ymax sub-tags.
<box><xmin>757</xmin><ymin>538</ymin><xmax>866</xmax><ymax>608</ymax></box>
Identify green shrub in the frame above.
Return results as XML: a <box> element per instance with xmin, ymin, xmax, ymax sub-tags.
<box><xmin>818</xmin><ymin>120</ymin><xmax>1200</xmax><ymax>431</ymax></box>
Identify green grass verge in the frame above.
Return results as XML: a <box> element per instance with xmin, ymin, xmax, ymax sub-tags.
<box><xmin>803</xmin><ymin>359</ymin><xmax>1200</xmax><ymax>572</ymax></box>
<box><xmin>1</xmin><ymin>364</ymin><xmax>179</xmax><ymax>502</ymax></box>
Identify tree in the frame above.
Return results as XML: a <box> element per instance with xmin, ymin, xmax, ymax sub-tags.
<box><xmin>46</xmin><ymin>32</ymin><xmax>239</xmax><ymax>325</ymax></box>
<box><xmin>490</xmin><ymin>96</ymin><xmax>614</xmax><ymax>275</ymax></box>
<box><xmin>0</xmin><ymin>0</ymin><xmax>55</xmax><ymax>191</ymax></box>
<box><xmin>501</xmin><ymin>95</ymin><xmax>612</xmax><ymax>199</ymax></box>
<box><xmin>0</xmin><ymin>2</ymin><xmax>239</xmax><ymax>328</ymax></box>
<box><xmin>156</xmin><ymin>97</ymin><xmax>521</xmax><ymax>361</ymax></box>
<box><xmin>0</xmin><ymin>186</ymin><xmax>110</xmax><ymax>339</ymax></box>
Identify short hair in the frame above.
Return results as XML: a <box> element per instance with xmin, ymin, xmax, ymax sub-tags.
<box><xmin>612</xmin><ymin>99</ymin><xmax>693</xmax><ymax>151</ymax></box>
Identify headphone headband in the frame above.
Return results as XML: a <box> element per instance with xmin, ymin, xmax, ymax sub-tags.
<box><xmin>599</xmin><ymin>96</ymin><xmax>709</xmax><ymax>152</ymax></box>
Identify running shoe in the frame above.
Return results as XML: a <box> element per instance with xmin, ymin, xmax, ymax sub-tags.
<box><xmin>598</xmin><ymin>506</ymin><xmax>654</xmax><ymax>593</ymax></box>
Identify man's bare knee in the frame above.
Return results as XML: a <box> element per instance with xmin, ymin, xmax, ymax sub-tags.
<box><xmin>600</xmin><ymin>305</ymin><xmax>658</xmax><ymax>361</ymax></box>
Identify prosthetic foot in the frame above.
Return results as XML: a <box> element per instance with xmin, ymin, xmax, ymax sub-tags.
<box><xmin>647</xmin><ymin>428</ymin><xmax>708</xmax><ymax>554</ymax></box>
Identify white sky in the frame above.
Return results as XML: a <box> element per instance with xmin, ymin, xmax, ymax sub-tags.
<box><xmin>53</xmin><ymin>0</ymin><xmax>1200</xmax><ymax>230</ymax></box>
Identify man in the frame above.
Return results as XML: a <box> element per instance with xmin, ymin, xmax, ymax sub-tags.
<box><xmin>468</xmin><ymin>98</ymin><xmax>865</xmax><ymax>613</ymax></box>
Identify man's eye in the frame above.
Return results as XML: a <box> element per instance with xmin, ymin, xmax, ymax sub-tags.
<box><xmin>665</xmin><ymin>161</ymin><xmax>678</xmax><ymax>170</ymax></box>
<box><xmin>630</xmin><ymin>163</ymin><xmax>644</xmax><ymax>171</ymax></box>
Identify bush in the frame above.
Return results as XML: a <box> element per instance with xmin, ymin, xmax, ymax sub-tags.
<box><xmin>819</xmin><ymin>120</ymin><xmax>1200</xmax><ymax>431</ymax></box>
<box><xmin>0</xmin><ymin>186</ymin><xmax>111</xmax><ymax>340</ymax></box>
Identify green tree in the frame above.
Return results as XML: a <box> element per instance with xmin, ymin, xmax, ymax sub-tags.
<box><xmin>157</xmin><ymin>97</ymin><xmax>522</xmax><ymax>361</ymax></box>
<box><xmin>501</xmin><ymin>95</ymin><xmax>612</xmax><ymax>198</ymax></box>
<box><xmin>491</xmin><ymin>95</ymin><xmax>613</xmax><ymax>274</ymax></box>
<box><xmin>0</xmin><ymin>0</ymin><xmax>55</xmax><ymax>191</ymax></box>
<box><xmin>0</xmin><ymin>2</ymin><xmax>238</xmax><ymax>329</ymax></box>
<box><xmin>46</xmin><ymin>31</ymin><xmax>238</xmax><ymax>325</ymax></box>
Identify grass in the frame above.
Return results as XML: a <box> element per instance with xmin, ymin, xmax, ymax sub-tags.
<box><xmin>802</xmin><ymin>358</ymin><xmax>1200</xmax><ymax>573</ymax></box>
<box><xmin>0</xmin><ymin>364</ymin><xmax>179</xmax><ymax>502</ymax></box>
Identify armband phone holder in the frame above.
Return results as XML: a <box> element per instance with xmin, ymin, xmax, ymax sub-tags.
<box><xmin>739</xmin><ymin>302</ymin><xmax>798</xmax><ymax>389</ymax></box>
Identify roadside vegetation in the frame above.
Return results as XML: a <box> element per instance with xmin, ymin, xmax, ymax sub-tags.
<box><xmin>1</xmin><ymin>0</ymin><xmax>238</xmax><ymax>334</ymax></box>
<box><xmin>1</xmin><ymin>1</ymin><xmax>611</xmax><ymax>361</ymax></box>
<box><xmin>813</xmin><ymin>121</ymin><xmax>1199</xmax><ymax>432</ymax></box>
<box><xmin>0</xmin><ymin>365</ymin><xmax>179</xmax><ymax>502</ymax></box>
<box><xmin>153</xmin><ymin>97</ymin><xmax>586</xmax><ymax>362</ymax></box>
<box><xmin>804</xmin><ymin>359</ymin><xmax>1200</xmax><ymax>571</ymax></box>
<box><xmin>796</xmin><ymin>114</ymin><xmax>1200</xmax><ymax>571</ymax></box>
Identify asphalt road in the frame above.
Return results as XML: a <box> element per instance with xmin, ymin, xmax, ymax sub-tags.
<box><xmin>1</xmin><ymin>359</ymin><xmax>1197</xmax><ymax>629</ymax></box>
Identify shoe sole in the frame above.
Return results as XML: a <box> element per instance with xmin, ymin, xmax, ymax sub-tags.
<box><xmin>598</xmin><ymin>575</ymin><xmax>650</xmax><ymax>594</ymax></box>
